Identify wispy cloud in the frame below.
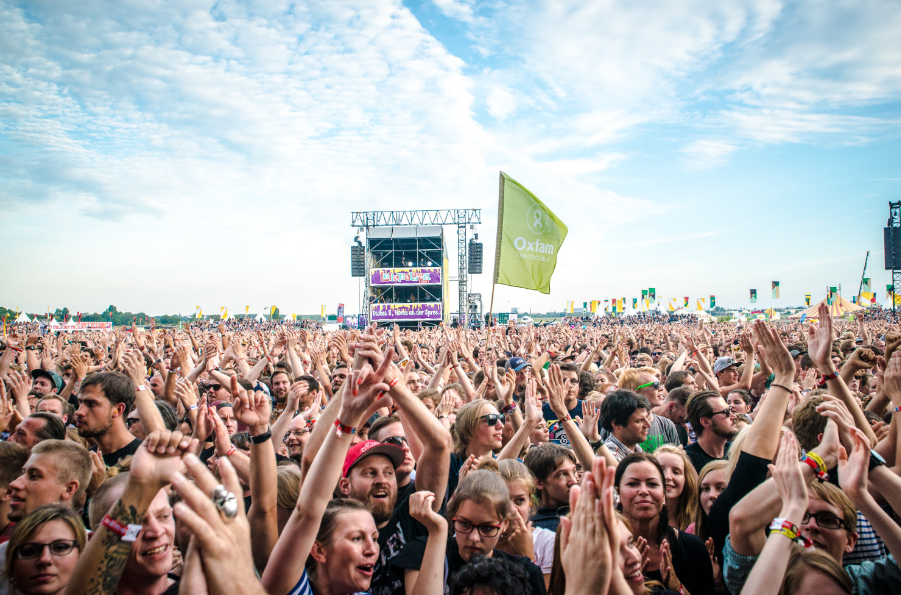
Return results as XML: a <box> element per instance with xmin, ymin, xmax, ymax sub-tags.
<box><xmin>679</xmin><ymin>140</ymin><xmax>737</xmax><ymax>170</ymax></box>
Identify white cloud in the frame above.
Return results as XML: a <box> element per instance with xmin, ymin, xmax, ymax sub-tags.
<box><xmin>486</xmin><ymin>86</ymin><xmax>517</xmax><ymax>119</ymax></box>
<box><xmin>431</xmin><ymin>0</ymin><xmax>477</xmax><ymax>23</ymax></box>
<box><xmin>679</xmin><ymin>140</ymin><xmax>737</xmax><ymax>170</ymax></box>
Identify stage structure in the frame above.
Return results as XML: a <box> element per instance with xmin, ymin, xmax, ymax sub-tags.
<box><xmin>351</xmin><ymin>210</ymin><xmax>481</xmax><ymax>327</ymax></box>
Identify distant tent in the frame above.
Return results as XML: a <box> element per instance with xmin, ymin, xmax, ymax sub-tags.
<box><xmin>255</xmin><ymin>312</ymin><xmax>267</xmax><ymax>321</ymax></box>
<box><xmin>15</xmin><ymin>312</ymin><xmax>31</xmax><ymax>323</ymax></box>
<box><xmin>790</xmin><ymin>295</ymin><xmax>863</xmax><ymax>319</ymax></box>
<box><xmin>48</xmin><ymin>319</ymin><xmax>61</xmax><ymax>327</ymax></box>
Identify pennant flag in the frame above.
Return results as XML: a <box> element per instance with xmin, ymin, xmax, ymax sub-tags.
<box><xmin>220</xmin><ymin>307</ymin><xmax>227</xmax><ymax>319</ymax></box>
<box><xmin>861</xmin><ymin>278</ymin><xmax>871</xmax><ymax>293</ymax></box>
<box><xmin>683</xmin><ymin>296</ymin><xmax>689</xmax><ymax>307</ymax></box>
<box><xmin>644</xmin><ymin>299</ymin><xmax>649</xmax><ymax>310</ymax></box>
<box><xmin>632</xmin><ymin>298</ymin><xmax>638</xmax><ymax>309</ymax></box>
<box><xmin>649</xmin><ymin>288</ymin><xmax>656</xmax><ymax>304</ymax></box>
<box><xmin>642</xmin><ymin>289</ymin><xmax>648</xmax><ymax>298</ymax></box>
<box><xmin>668</xmin><ymin>298</ymin><xmax>676</xmax><ymax>312</ymax></box>
<box><xmin>321</xmin><ymin>305</ymin><xmax>326</xmax><ymax>318</ymax></box>
<box><xmin>828</xmin><ymin>287</ymin><xmax>837</xmax><ymax>305</ymax></box>
<box><xmin>589</xmin><ymin>300</ymin><xmax>596</xmax><ymax>313</ymax></box>
<box><xmin>710</xmin><ymin>295</ymin><xmax>715</xmax><ymax>308</ymax></box>
<box><xmin>697</xmin><ymin>298</ymin><xmax>705</xmax><ymax>311</ymax></box>
<box><xmin>804</xmin><ymin>294</ymin><xmax>811</xmax><ymax>306</ymax></box>
<box><xmin>852</xmin><ymin>296</ymin><xmax>858</xmax><ymax>304</ymax></box>
<box><xmin>772</xmin><ymin>281</ymin><xmax>780</xmax><ymax>299</ymax></box>
<box><xmin>195</xmin><ymin>306</ymin><xmax>202</xmax><ymax>319</ymax></box>
<box><xmin>604</xmin><ymin>299</ymin><xmax>609</xmax><ymax>312</ymax></box>
<box><xmin>245</xmin><ymin>306</ymin><xmax>250</xmax><ymax>316</ymax></box>
<box><xmin>750</xmin><ymin>289</ymin><xmax>757</xmax><ymax>303</ymax></box>
<box><xmin>493</xmin><ymin>172</ymin><xmax>568</xmax><ymax>294</ymax></box>
<box><xmin>889</xmin><ymin>285</ymin><xmax>895</xmax><ymax>300</ymax></box>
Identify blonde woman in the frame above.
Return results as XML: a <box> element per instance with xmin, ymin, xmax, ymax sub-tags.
<box><xmin>654</xmin><ymin>445</ymin><xmax>698</xmax><ymax>531</ymax></box>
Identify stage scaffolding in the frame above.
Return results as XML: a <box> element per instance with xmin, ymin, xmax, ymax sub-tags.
<box><xmin>351</xmin><ymin>209</ymin><xmax>481</xmax><ymax>327</ymax></box>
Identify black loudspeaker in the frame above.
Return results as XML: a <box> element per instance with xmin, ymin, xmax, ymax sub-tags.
<box><xmin>885</xmin><ymin>227</ymin><xmax>901</xmax><ymax>270</ymax></box>
<box><xmin>351</xmin><ymin>245</ymin><xmax>365</xmax><ymax>277</ymax></box>
<box><xmin>468</xmin><ymin>241</ymin><xmax>483</xmax><ymax>274</ymax></box>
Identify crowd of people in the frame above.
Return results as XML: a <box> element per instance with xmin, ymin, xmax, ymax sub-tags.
<box><xmin>0</xmin><ymin>302</ymin><xmax>896</xmax><ymax>595</ymax></box>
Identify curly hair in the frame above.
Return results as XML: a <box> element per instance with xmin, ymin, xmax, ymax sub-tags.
<box><xmin>448</xmin><ymin>555</ymin><xmax>533</xmax><ymax>595</ymax></box>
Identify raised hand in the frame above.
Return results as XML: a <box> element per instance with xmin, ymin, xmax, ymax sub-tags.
<box><xmin>578</xmin><ymin>398</ymin><xmax>601</xmax><ymax>441</ymax></box>
<box><xmin>838</xmin><ymin>426</ymin><xmax>872</xmax><ymax>501</ymax></box>
<box><xmin>807</xmin><ymin>303</ymin><xmax>835</xmax><ymax>372</ymax></box>
<box><xmin>121</xmin><ymin>350</ymin><xmax>148</xmax><ymax>388</ymax></box>
<box><xmin>768</xmin><ymin>431</ymin><xmax>808</xmax><ymax>513</ymax></box>
<box><xmin>751</xmin><ymin>320</ymin><xmax>794</xmax><ymax>380</ymax></box>
<box><xmin>231</xmin><ymin>376</ymin><xmax>271</xmax><ymax>433</ymax></box>
<box><xmin>408</xmin><ymin>491</ymin><xmax>447</xmax><ymax>534</ymax></box>
<box><xmin>130</xmin><ymin>430</ymin><xmax>197</xmax><ymax>491</ymax></box>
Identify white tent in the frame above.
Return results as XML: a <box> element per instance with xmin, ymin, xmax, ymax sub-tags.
<box><xmin>14</xmin><ymin>312</ymin><xmax>31</xmax><ymax>323</ymax></box>
<box><xmin>254</xmin><ymin>312</ymin><xmax>267</xmax><ymax>321</ymax></box>
<box><xmin>48</xmin><ymin>319</ymin><xmax>60</xmax><ymax>327</ymax></box>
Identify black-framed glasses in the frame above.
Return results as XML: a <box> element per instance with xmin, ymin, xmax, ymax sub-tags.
<box><xmin>453</xmin><ymin>518</ymin><xmax>502</xmax><ymax>537</ymax></box>
<box><xmin>636</xmin><ymin>381</ymin><xmax>660</xmax><ymax>390</ymax></box>
<box><xmin>802</xmin><ymin>511</ymin><xmax>846</xmax><ymax>530</ymax></box>
<box><xmin>709</xmin><ymin>407</ymin><xmax>734</xmax><ymax>418</ymax></box>
<box><xmin>16</xmin><ymin>540</ymin><xmax>78</xmax><ymax>559</ymax></box>
<box><xmin>125</xmin><ymin>417</ymin><xmax>140</xmax><ymax>427</ymax></box>
<box><xmin>208</xmin><ymin>384</ymin><xmax>222</xmax><ymax>391</ymax></box>
<box><xmin>381</xmin><ymin>436</ymin><xmax>407</xmax><ymax>448</ymax></box>
<box><xmin>283</xmin><ymin>429</ymin><xmax>310</xmax><ymax>442</ymax></box>
<box><xmin>479</xmin><ymin>413</ymin><xmax>506</xmax><ymax>426</ymax></box>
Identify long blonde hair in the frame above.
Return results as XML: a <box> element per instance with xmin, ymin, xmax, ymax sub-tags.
<box><xmin>452</xmin><ymin>399</ymin><xmax>495</xmax><ymax>458</ymax></box>
<box><xmin>654</xmin><ymin>445</ymin><xmax>698</xmax><ymax>531</ymax></box>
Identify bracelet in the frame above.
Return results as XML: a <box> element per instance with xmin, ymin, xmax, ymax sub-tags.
<box><xmin>188</xmin><ymin>404</ymin><xmax>198</xmax><ymax>411</ymax></box>
<box><xmin>389</xmin><ymin>377</ymin><xmax>399</xmax><ymax>388</ymax></box>
<box><xmin>225</xmin><ymin>445</ymin><xmax>237</xmax><ymax>457</ymax></box>
<box><xmin>817</xmin><ymin>371</ymin><xmax>838</xmax><ymax>386</ymax></box>
<box><xmin>770</xmin><ymin>383</ymin><xmax>792</xmax><ymax>393</ymax></box>
<box><xmin>334</xmin><ymin>419</ymin><xmax>356</xmax><ymax>438</ymax></box>
<box><xmin>136</xmin><ymin>385</ymin><xmax>148</xmax><ymax>392</ymax></box>
<box><xmin>768</xmin><ymin>518</ymin><xmax>813</xmax><ymax>549</ymax></box>
<box><xmin>501</xmin><ymin>402</ymin><xmax>517</xmax><ymax>414</ymax></box>
<box><xmin>250</xmin><ymin>430</ymin><xmax>272</xmax><ymax>444</ymax></box>
<box><xmin>894</xmin><ymin>406</ymin><xmax>901</xmax><ymax>414</ymax></box>
<box><xmin>102</xmin><ymin>515</ymin><xmax>142</xmax><ymax>542</ymax></box>
<box><xmin>24</xmin><ymin>346</ymin><xmax>34</xmax><ymax>351</ymax></box>
<box><xmin>437</xmin><ymin>415</ymin><xmax>447</xmax><ymax>419</ymax></box>
<box><xmin>559</xmin><ymin>413</ymin><xmax>572</xmax><ymax>422</ymax></box>
<box><xmin>800</xmin><ymin>452</ymin><xmax>829</xmax><ymax>482</ymax></box>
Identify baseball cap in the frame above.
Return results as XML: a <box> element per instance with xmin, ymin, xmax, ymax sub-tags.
<box><xmin>713</xmin><ymin>357</ymin><xmax>740</xmax><ymax>374</ymax></box>
<box><xmin>505</xmin><ymin>357</ymin><xmax>531</xmax><ymax>372</ymax></box>
<box><xmin>789</xmin><ymin>350</ymin><xmax>801</xmax><ymax>358</ymax></box>
<box><xmin>31</xmin><ymin>369</ymin><xmax>63</xmax><ymax>393</ymax></box>
<box><xmin>342</xmin><ymin>440</ymin><xmax>405</xmax><ymax>478</ymax></box>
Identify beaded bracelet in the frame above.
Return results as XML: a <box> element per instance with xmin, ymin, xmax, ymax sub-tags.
<box><xmin>502</xmin><ymin>402</ymin><xmax>518</xmax><ymax>414</ymax></box>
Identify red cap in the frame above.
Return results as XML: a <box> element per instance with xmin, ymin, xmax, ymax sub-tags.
<box><xmin>342</xmin><ymin>440</ymin><xmax>405</xmax><ymax>478</ymax></box>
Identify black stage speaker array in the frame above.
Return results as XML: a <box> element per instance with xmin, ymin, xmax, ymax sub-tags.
<box><xmin>351</xmin><ymin>245</ymin><xmax>365</xmax><ymax>277</ymax></box>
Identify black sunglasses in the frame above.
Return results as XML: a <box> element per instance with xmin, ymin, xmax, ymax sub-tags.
<box><xmin>208</xmin><ymin>384</ymin><xmax>222</xmax><ymax>391</ymax></box>
<box><xmin>381</xmin><ymin>436</ymin><xmax>408</xmax><ymax>448</ymax></box>
<box><xmin>479</xmin><ymin>413</ymin><xmax>506</xmax><ymax>426</ymax></box>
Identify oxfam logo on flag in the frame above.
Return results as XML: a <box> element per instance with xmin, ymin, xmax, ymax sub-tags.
<box><xmin>527</xmin><ymin>204</ymin><xmax>549</xmax><ymax>235</ymax></box>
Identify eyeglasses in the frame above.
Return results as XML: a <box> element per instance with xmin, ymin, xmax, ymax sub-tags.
<box><xmin>283</xmin><ymin>430</ymin><xmax>310</xmax><ymax>442</ymax></box>
<box><xmin>802</xmin><ymin>511</ymin><xmax>846</xmax><ymax>531</ymax></box>
<box><xmin>452</xmin><ymin>518</ymin><xmax>502</xmax><ymax>537</ymax></box>
<box><xmin>709</xmin><ymin>407</ymin><xmax>735</xmax><ymax>418</ymax></box>
<box><xmin>16</xmin><ymin>540</ymin><xmax>78</xmax><ymax>560</ymax></box>
<box><xmin>479</xmin><ymin>413</ymin><xmax>506</xmax><ymax>426</ymax></box>
<box><xmin>208</xmin><ymin>384</ymin><xmax>222</xmax><ymax>391</ymax></box>
<box><xmin>381</xmin><ymin>436</ymin><xmax>407</xmax><ymax>448</ymax></box>
<box><xmin>635</xmin><ymin>381</ymin><xmax>660</xmax><ymax>390</ymax></box>
<box><xmin>125</xmin><ymin>417</ymin><xmax>140</xmax><ymax>427</ymax></box>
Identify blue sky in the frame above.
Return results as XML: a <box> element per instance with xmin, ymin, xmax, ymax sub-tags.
<box><xmin>1</xmin><ymin>0</ymin><xmax>899</xmax><ymax>316</ymax></box>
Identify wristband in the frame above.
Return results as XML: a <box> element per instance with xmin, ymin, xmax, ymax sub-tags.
<box><xmin>334</xmin><ymin>419</ymin><xmax>356</xmax><ymax>438</ymax></box>
<box><xmin>188</xmin><ymin>404</ymin><xmax>198</xmax><ymax>411</ymax></box>
<box><xmin>389</xmin><ymin>377</ymin><xmax>399</xmax><ymax>388</ymax></box>
<box><xmin>501</xmin><ymin>402</ymin><xmax>517</xmax><ymax>414</ymax></box>
<box><xmin>770</xmin><ymin>383</ymin><xmax>792</xmax><ymax>393</ymax></box>
<box><xmin>817</xmin><ymin>371</ymin><xmax>838</xmax><ymax>386</ymax></box>
<box><xmin>102</xmin><ymin>515</ymin><xmax>142</xmax><ymax>542</ymax></box>
<box><xmin>559</xmin><ymin>413</ymin><xmax>572</xmax><ymax>422</ymax></box>
<box><xmin>894</xmin><ymin>406</ymin><xmax>901</xmax><ymax>414</ymax></box>
<box><xmin>800</xmin><ymin>452</ymin><xmax>829</xmax><ymax>482</ymax></box>
<box><xmin>225</xmin><ymin>445</ymin><xmax>237</xmax><ymax>457</ymax></box>
<box><xmin>769</xmin><ymin>518</ymin><xmax>813</xmax><ymax>549</ymax></box>
<box><xmin>250</xmin><ymin>430</ymin><xmax>272</xmax><ymax>444</ymax></box>
<box><xmin>437</xmin><ymin>415</ymin><xmax>447</xmax><ymax>419</ymax></box>
<box><xmin>136</xmin><ymin>384</ymin><xmax>148</xmax><ymax>392</ymax></box>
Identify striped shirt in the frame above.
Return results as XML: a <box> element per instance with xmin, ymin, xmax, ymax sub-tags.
<box><xmin>287</xmin><ymin>569</ymin><xmax>371</xmax><ymax>595</ymax></box>
<box><xmin>604</xmin><ymin>434</ymin><xmax>642</xmax><ymax>462</ymax></box>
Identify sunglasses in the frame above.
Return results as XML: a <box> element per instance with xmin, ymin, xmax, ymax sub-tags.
<box><xmin>479</xmin><ymin>413</ymin><xmax>506</xmax><ymax>426</ymax></box>
<box><xmin>635</xmin><ymin>381</ymin><xmax>660</xmax><ymax>390</ymax></box>
<box><xmin>381</xmin><ymin>436</ymin><xmax>408</xmax><ymax>448</ymax></box>
<box><xmin>16</xmin><ymin>540</ymin><xmax>78</xmax><ymax>560</ymax></box>
<box><xmin>709</xmin><ymin>407</ymin><xmax>735</xmax><ymax>418</ymax></box>
<box><xmin>208</xmin><ymin>384</ymin><xmax>222</xmax><ymax>391</ymax></box>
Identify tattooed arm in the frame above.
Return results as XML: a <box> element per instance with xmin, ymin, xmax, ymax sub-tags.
<box><xmin>65</xmin><ymin>430</ymin><xmax>196</xmax><ymax>595</ymax></box>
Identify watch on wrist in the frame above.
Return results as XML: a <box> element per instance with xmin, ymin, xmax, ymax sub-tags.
<box><xmin>869</xmin><ymin>450</ymin><xmax>886</xmax><ymax>472</ymax></box>
<box><xmin>250</xmin><ymin>429</ymin><xmax>272</xmax><ymax>444</ymax></box>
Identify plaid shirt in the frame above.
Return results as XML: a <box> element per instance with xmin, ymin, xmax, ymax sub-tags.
<box><xmin>604</xmin><ymin>434</ymin><xmax>642</xmax><ymax>462</ymax></box>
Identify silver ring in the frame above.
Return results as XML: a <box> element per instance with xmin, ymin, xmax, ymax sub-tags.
<box><xmin>211</xmin><ymin>484</ymin><xmax>238</xmax><ymax>519</ymax></box>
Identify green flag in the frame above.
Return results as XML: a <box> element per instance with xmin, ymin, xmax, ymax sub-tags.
<box><xmin>493</xmin><ymin>172</ymin><xmax>568</xmax><ymax>294</ymax></box>
<box><xmin>861</xmin><ymin>278</ymin><xmax>870</xmax><ymax>292</ymax></box>
<box><xmin>710</xmin><ymin>295</ymin><xmax>715</xmax><ymax>308</ymax></box>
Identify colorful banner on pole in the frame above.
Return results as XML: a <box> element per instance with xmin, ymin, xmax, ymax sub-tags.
<box><xmin>683</xmin><ymin>296</ymin><xmax>689</xmax><ymax>307</ymax></box>
<box><xmin>668</xmin><ymin>298</ymin><xmax>676</xmax><ymax>311</ymax></box>
<box><xmin>648</xmin><ymin>288</ymin><xmax>656</xmax><ymax>304</ymax></box>
<box><xmin>750</xmin><ymin>289</ymin><xmax>757</xmax><ymax>303</ymax></box>
<box><xmin>804</xmin><ymin>294</ymin><xmax>811</xmax><ymax>306</ymax></box>
<box><xmin>337</xmin><ymin>304</ymin><xmax>344</xmax><ymax>323</ymax></box>
<box><xmin>493</xmin><ymin>172</ymin><xmax>568</xmax><ymax>294</ymax></box>
<box><xmin>710</xmin><ymin>295</ymin><xmax>715</xmax><ymax>308</ymax></box>
<box><xmin>861</xmin><ymin>278</ymin><xmax>871</xmax><ymax>293</ymax></box>
<box><xmin>772</xmin><ymin>281</ymin><xmax>780</xmax><ymax>299</ymax></box>
<box><xmin>371</xmin><ymin>267</ymin><xmax>441</xmax><ymax>285</ymax></box>
<box><xmin>371</xmin><ymin>303</ymin><xmax>442</xmax><ymax>321</ymax></box>
<box><xmin>828</xmin><ymin>287</ymin><xmax>837</xmax><ymax>305</ymax></box>
<box><xmin>632</xmin><ymin>298</ymin><xmax>638</xmax><ymax>309</ymax></box>
<box><xmin>697</xmin><ymin>298</ymin><xmax>705</xmax><ymax>311</ymax></box>
<box><xmin>860</xmin><ymin>292</ymin><xmax>876</xmax><ymax>304</ymax></box>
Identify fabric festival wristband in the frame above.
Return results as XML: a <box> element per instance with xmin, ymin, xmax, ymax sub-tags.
<box><xmin>502</xmin><ymin>402</ymin><xmax>517</xmax><ymax>414</ymax></box>
<box><xmin>334</xmin><ymin>419</ymin><xmax>356</xmax><ymax>438</ymax></box>
<box><xmin>225</xmin><ymin>445</ymin><xmax>236</xmax><ymax>457</ymax></box>
<box><xmin>817</xmin><ymin>371</ymin><xmax>838</xmax><ymax>386</ymax></box>
<box><xmin>389</xmin><ymin>377</ymin><xmax>399</xmax><ymax>388</ymax></box>
<box><xmin>102</xmin><ymin>515</ymin><xmax>142</xmax><ymax>542</ymax></box>
<box><xmin>800</xmin><ymin>453</ymin><xmax>829</xmax><ymax>482</ymax></box>
<box><xmin>769</xmin><ymin>518</ymin><xmax>800</xmax><ymax>540</ymax></box>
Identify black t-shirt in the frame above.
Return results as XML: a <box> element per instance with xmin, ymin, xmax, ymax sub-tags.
<box><xmin>531</xmin><ymin>505</ymin><xmax>568</xmax><ymax>532</ymax></box>
<box><xmin>675</xmin><ymin>424</ymin><xmax>689</xmax><ymax>448</ymax></box>
<box><xmin>684</xmin><ymin>441</ymin><xmax>731</xmax><ymax>474</ymax></box>
<box><xmin>370</xmin><ymin>492</ymin><xmax>428</xmax><ymax>595</ymax></box>
<box><xmin>643</xmin><ymin>526</ymin><xmax>715</xmax><ymax>595</ymax></box>
<box><xmin>542</xmin><ymin>401</ymin><xmax>583</xmax><ymax>445</ymax></box>
<box><xmin>95</xmin><ymin>437</ymin><xmax>142</xmax><ymax>468</ymax></box>
<box><xmin>391</xmin><ymin>534</ymin><xmax>547</xmax><ymax>595</ymax></box>
<box><xmin>707</xmin><ymin>451</ymin><xmax>770</xmax><ymax>566</ymax></box>
<box><xmin>397</xmin><ymin>479</ymin><xmax>417</xmax><ymax>506</ymax></box>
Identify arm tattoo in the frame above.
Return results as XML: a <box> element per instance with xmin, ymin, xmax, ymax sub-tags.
<box><xmin>87</xmin><ymin>499</ymin><xmax>145</xmax><ymax>595</ymax></box>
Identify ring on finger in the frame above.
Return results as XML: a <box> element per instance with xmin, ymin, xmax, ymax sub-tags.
<box><xmin>211</xmin><ymin>484</ymin><xmax>239</xmax><ymax>519</ymax></box>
